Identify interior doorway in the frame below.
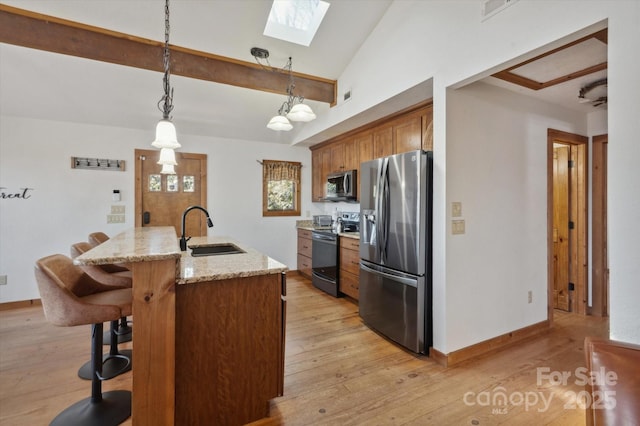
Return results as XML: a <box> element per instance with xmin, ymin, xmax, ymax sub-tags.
<box><xmin>591</xmin><ymin>134</ymin><xmax>608</xmax><ymax>316</ymax></box>
<box><xmin>548</xmin><ymin>129</ymin><xmax>588</xmax><ymax>318</ymax></box>
<box><xmin>134</xmin><ymin>149</ymin><xmax>208</xmax><ymax>238</ymax></box>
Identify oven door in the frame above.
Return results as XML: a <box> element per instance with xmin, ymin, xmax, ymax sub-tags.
<box><xmin>311</xmin><ymin>231</ymin><xmax>339</xmax><ymax>297</ymax></box>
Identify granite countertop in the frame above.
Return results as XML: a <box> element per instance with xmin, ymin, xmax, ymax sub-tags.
<box><xmin>73</xmin><ymin>226</ymin><xmax>288</xmax><ymax>284</ymax></box>
<box><xmin>73</xmin><ymin>226</ymin><xmax>182</xmax><ymax>265</ymax></box>
<box><xmin>339</xmin><ymin>232</ymin><xmax>359</xmax><ymax>240</ymax></box>
<box><xmin>296</xmin><ymin>224</ymin><xmax>360</xmax><ymax>240</ymax></box>
<box><xmin>179</xmin><ymin>236</ymin><xmax>287</xmax><ymax>284</ymax></box>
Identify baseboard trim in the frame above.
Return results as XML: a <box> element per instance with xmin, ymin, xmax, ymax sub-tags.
<box><xmin>430</xmin><ymin>319</ymin><xmax>551</xmax><ymax>367</ymax></box>
<box><xmin>0</xmin><ymin>299</ymin><xmax>42</xmax><ymax>311</ymax></box>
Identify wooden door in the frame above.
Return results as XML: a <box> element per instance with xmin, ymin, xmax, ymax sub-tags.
<box><xmin>330</xmin><ymin>143</ymin><xmax>345</xmax><ymax>173</ymax></box>
<box><xmin>311</xmin><ymin>149</ymin><xmax>323</xmax><ymax>201</ymax></box>
<box><xmin>592</xmin><ymin>135</ymin><xmax>608</xmax><ymax>316</ymax></box>
<box><xmin>135</xmin><ymin>149</ymin><xmax>208</xmax><ymax>238</ymax></box>
<box><xmin>393</xmin><ymin>114</ymin><xmax>422</xmax><ymax>154</ymax></box>
<box><xmin>373</xmin><ymin>126</ymin><xmax>393</xmax><ymax>159</ymax></box>
<box><xmin>343</xmin><ymin>138</ymin><xmax>360</xmax><ymax>171</ymax></box>
<box><xmin>552</xmin><ymin>146</ymin><xmax>570</xmax><ymax>311</ymax></box>
<box><xmin>422</xmin><ymin>106</ymin><xmax>433</xmax><ymax>151</ymax></box>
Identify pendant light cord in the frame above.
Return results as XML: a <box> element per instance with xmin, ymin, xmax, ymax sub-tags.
<box><xmin>158</xmin><ymin>0</ymin><xmax>174</xmax><ymax>120</ymax></box>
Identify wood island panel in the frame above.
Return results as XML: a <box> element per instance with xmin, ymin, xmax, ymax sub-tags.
<box><xmin>73</xmin><ymin>228</ymin><xmax>288</xmax><ymax>425</ymax></box>
<box><xmin>175</xmin><ymin>273</ymin><xmax>284</xmax><ymax>426</ymax></box>
<box><xmin>131</xmin><ymin>258</ymin><xmax>178</xmax><ymax>426</ymax></box>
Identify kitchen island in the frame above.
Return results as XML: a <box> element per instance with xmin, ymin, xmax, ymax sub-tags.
<box><xmin>73</xmin><ymin>226</ymin><xmax>287</xmax><ymax>426</ymax></box>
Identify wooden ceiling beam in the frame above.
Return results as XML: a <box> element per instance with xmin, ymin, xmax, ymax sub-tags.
<box><xmin>0</xmin><ymin>4</ymin><xmax>337</xmax><ymax>105</ymax></box>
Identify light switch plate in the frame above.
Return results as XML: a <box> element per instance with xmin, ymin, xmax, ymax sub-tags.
<box><xmin>0</xmin><ymin>275</ymin><xmax>7</xmax><ymax>285</ymax></box>
<box><xmin>111</xmin><ymin>205</ymin><xmax>125</xmax><ymax>214</ymax></box>
<box><xmin>452</xmin><ymin>219</ymin><xmax>465</xmax><ymax>235</ymax></box>
<box><xmin>107</xmin><ymin>214</ymin><xmax>125</xmax><ymax>224</ymax></box>
<box><xmin>452</xmin><ymin>202</ymin><xmax>462</xmax><ymax>217</ymax></box>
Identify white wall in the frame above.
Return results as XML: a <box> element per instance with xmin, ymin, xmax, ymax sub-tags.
<box><xmin>302</xmin><ymin>0</ymin><xmax>640</xmax><ymax>350</ymax></box>
<box><xmin>0</xmin><ymin>116</ymin><xmax>319</xmax><ymax>303</ymax></box>
<box><xmin>446</xmin><ymin>82</ymin><xmax>587</xmax><ymax>352</ymax></box>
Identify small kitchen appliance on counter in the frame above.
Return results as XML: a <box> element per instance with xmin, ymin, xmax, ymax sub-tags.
<box><xmin>312</xmin><ymin>215</ymin><xmax>333</xmax><ymax>229</ymax></box>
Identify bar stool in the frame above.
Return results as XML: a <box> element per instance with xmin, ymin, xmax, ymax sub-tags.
<box><xmin>35</xmin><ymin>254</ymin><xmax>131</xmax><ymax>426</ymax></box>
<box><xmin>70</xmin><ymin>242</ymin><xmax>133</xmax><ymax>380</ymax></box>
<box><xmin>72</xmin><ymin>241</ymin><xmax>133</xmax><ymax>345</ymax></box>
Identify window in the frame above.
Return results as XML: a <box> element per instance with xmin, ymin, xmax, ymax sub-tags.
<box><xmin>262</xmin><ymin>160</ymin><xmax>301</xmax><ymax>217</ymax></box>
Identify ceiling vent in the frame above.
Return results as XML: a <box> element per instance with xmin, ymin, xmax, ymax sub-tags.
<box><xmin>482</xmin><ymin>0</ymin><xmax>520</xmax><ymax>21</ymax></box>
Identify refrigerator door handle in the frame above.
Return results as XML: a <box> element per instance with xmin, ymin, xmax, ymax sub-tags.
<box><xmin>380</xmin><ymin>157</ymin><xmax>390</xmax><ymax>262</ymax></box>
<box><xmin>360</xmin><ymin>262</ymin><xmax>417</xmax><ymax>288</ymax></box>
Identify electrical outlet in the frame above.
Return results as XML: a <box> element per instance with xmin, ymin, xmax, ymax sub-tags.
<box><xmin>0</xmin><ymin>275</ymin><xmax>7</xmax><ymax>285</ymax></box>
<box><xmin>452</xmin><ymin>220</ymin><xmax>465</xmax><ymax>235</ymax></box>
<box><xmin>452</xmin><ymin>202</ymin><xmax>462</xmax><ymax>217</ymax></box>
<box><xmin>107</xmin><ymin>214</ymin><xmax>125</xmax><ymax>224</ymax></box>
<box><xmin>528</xmin><ymin>291</ymin><xmax>533</xmax><ymax>304</ymax></box>
<box><xmin>111</xmin><ymin>205</ymin><xmax>125</xmax><ymax>214</ymax></box>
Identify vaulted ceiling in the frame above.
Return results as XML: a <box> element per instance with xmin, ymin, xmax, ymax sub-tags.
<box><xmin>0</xmin><ymin>1</ymin><xmax>607</xmax><ymax>147</ymax></box>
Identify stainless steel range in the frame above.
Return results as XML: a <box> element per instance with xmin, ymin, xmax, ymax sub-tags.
<box><xmin>311</xmin><ymin>212</ymin><xmax>360</xmax><ymax>297</ymax></box>
<box><xmin>311</xmin><ymin>229</ymin><xmax>339</xmax><ymax>296</ymax></box>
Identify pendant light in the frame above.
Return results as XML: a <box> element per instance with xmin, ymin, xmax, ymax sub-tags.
<box><xmin>152</xmin><ymin>0</ymin><xmax>180</xmax><ymax>173</ymax></box>
<box><xmin>266</xmin><ymin>57</ymin><xmax>316</xmax><ymax>131</ymax></box>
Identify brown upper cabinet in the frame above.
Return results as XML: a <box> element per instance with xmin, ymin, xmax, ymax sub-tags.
<box><xmin>310</xmin><ymin>102</ymin><xmax>432</xmax><ymax>202</ymax></box>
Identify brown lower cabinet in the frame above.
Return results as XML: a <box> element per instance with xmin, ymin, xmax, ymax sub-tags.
<box><xmin>175</xmin><ymin>273</ymin><xmax>285</xmax><ymax>425</ymax></box>
<box><xmin>297</xmin><ymin>228</ymin><xmax>312</xmax><ymax>279</ymax></box>
<box><xmin>339</xmin><ymin>237</ymin><xmax>360</xmax><ymax>300</ymax></box>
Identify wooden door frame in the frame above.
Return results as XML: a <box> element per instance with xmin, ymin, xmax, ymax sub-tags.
<box><xmin>591</xmin><ymin>134</ymin><xmax>608</xmax><ymax>316</ymax></box>
<box><xmin>547</xmin><ymin>129</ymin><xmax>588</xmax><ymax>322</ymax></box>
<box><xmin>134</xmin><ymin>149</ymin><xmax>208</xmax><ymax>234</ymax></box>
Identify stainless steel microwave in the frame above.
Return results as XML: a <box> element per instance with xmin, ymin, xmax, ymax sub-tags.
<box><xmin>325</xmin><ymin>170</ymin><xmax>357</xmax><ymax>201</ymax></box>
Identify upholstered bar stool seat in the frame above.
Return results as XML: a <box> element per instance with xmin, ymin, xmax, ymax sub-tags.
<box><xmin>35</xmin><ymin>254</ymin><xmax>132</xmax><ymax>426</ymax></box>
<box><xmin>71</xmin><ymin>241</ymin><xmax>133</xmax><ymax>346</ymax></box>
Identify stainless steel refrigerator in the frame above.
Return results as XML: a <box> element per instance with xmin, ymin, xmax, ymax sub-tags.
<box><xmin>359</xmin><ymin>150</ymin><xmax>433</xmax><ymax>354</ymax></box>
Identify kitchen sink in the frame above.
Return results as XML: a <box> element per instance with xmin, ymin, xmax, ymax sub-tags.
<box><xmin>190</xmin><ymin>243</ymin><xmax>245</xmax><ymax>257</ymax></box>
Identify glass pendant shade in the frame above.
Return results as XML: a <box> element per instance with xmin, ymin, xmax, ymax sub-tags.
<box><xmin>267</xmin><ymin>115</ymin><xmax>293</xmax><ymax>131</ymax></box>
<box><xmin>152</xmin><ymin>119</ymin><xmax>181</xmax><ymax>149</ymax></box>
<box><xmin>287</xmin><ymin>103</ymin><xmax>316</xmax><ymax>122</ymax></box>
<box><xmin>160</xmin><ymin>163</ymin><xmax>176</xmax><ymax>174</ymax></box>
<box><xmin>157</xmin><ymin>147</ymin><xmax>177</xmax><ymax>166</ymax></box>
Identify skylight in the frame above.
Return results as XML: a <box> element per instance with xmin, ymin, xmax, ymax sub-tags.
<box><xmin>264</xmin><ymin>0</ymin><xmax>330</xmax><ymax>47</ymax></box>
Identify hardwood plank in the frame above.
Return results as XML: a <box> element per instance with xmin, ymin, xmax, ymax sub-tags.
<box><xmin>1</xmin><ymin>275</ymin><xmax>608</xmax><ymax>426</ymax></box>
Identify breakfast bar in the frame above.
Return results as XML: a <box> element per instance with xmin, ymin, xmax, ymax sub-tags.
<box><xmin>73</xmin><ymin>226</ymin><xmax>288</xmax><ymax>426</ymax></box>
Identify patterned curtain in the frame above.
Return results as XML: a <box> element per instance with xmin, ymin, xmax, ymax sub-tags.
<box><xmin>263</xmin><ymin>160</ymin><xmax>301</xmax><ymax>182</ymax></box>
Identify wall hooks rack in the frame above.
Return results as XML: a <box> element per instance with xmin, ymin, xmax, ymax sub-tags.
<box><xmin>71</xmin><ymin>157</ymin><xmax>126</xmax><ymax>171</ymax></box>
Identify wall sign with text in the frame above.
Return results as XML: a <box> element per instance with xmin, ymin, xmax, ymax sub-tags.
<box><xmin>0</xmin><ymin>187</ymin><xmax>34</xmax><ymax>200</ymax></box>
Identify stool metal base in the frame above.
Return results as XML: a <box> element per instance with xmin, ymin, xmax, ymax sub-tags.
<box><xmin>78</xmin><ymin>349</ymin><xmax>132</xmax><ymax>380</ymax></box>
<box><xmin>50</xmin><ymin>390</ymin><xmax>131</xmax><ymax>426</ymax></box>
<box><xmin>103</xmin><ymin>317</ymin><xmax>132</xmax><ymax>345</ymax></box>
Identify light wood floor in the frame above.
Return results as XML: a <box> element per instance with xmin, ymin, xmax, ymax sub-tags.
<box><xmin>0</xmin><ymin>274</ymin><xmax>607</xmax><ymax>425</ymax></box>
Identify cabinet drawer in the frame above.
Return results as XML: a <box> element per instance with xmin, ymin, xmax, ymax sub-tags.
<box><xmin>340</xmin><ymin>237</ymin><xmax>359</xmax><ymax>251</ymax></box>
<box><xmin>340</xmin><ymin>270</ymin><xmax>359</xmax><ymax>300</ymax></box>
<box><xmin>298</xmin><ymin>229</ymin><xmax>312</xmax><ymax>240</ymax></box>
<box><xmin>297</xmin><ymin>254</ymin><xmax>312</xmax><ymax>278</ymax></box>
<box><xmin>340</xmin><ymin>247</ymin><xmax>360</xmax><ymax>276</ymax></box>
<box><xmin>297</xmin><ymin>236</ymin><xmax>312</xmax><ymax>258</ymax></box>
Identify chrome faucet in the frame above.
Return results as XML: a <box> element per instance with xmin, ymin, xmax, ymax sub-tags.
<box><xmin>180</xmin><ymin>205</ymin><xmax>214</xmax><ymax>251</ymax></box>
